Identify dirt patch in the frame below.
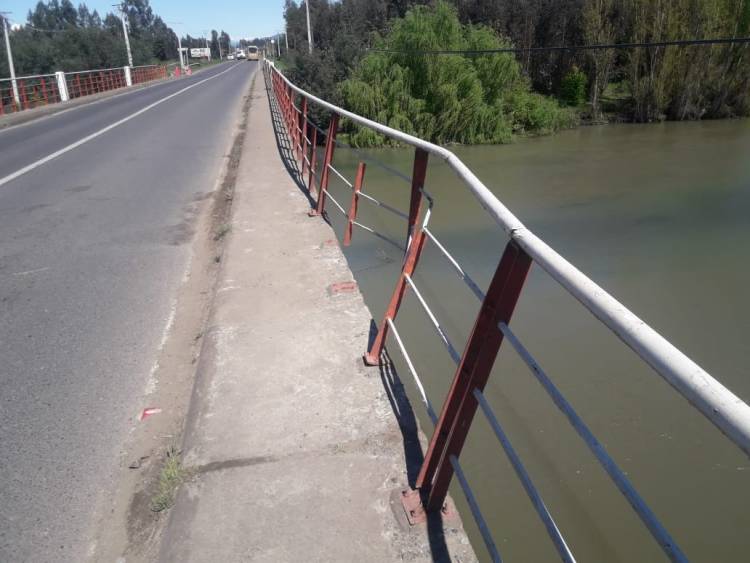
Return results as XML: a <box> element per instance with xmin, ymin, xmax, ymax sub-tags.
<box><xmin>85</xmin><ymin>70</ymin><xmax>257</xmax><ymax>563</ymax></box>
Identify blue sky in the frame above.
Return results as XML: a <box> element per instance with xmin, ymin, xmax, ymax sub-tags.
<box><xmin>2</xmin><ymin>0</ymin><xmax>286</xmax><ymax>42</ymax></box>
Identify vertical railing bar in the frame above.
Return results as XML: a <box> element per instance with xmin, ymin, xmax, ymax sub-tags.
<box><xmin>386</xmin><ymin>317</ymin><xmax>501</xmax><ymax>563</ymax></box>
<box><xmin>363</xmin><ymin>148</ymin><xmax>430</xmax><ymax>365</ymax></box>
<box><xmin>308</xmin><ymin>127</ymin><xmax>318</xmax><ymax>194</ymax></box>
<box><xmin>449</xmin><ymin>455</ymin><xmax>502</xmax><ymax>563</ymax></box>
<box><xmin>473</xmin><ymin>388</ymin><xmax>577</xmax><ymax>563</ymax></box>
<box><xmin>403</xmin><ymin>273</ymin><xmax>462</xmax><ymax>365</ymax></box>
<box><xmin>417</xmin><ymin>242</ymin><xmax>532</xmax><ymax>512</ymax></box>
<box><xmin>313</xmin><ymin>114</ymin><xmax>339</xmax><ymax>216</ymax></box>
<box><xmin>497</xmin><ymin>322</ymin><xmax>688</xmax><ymax>563</ymax></box>
<box><xmin>344</xmin><ymin>162</ymin><xmax>365</xmax><ymax>246</ymax></box>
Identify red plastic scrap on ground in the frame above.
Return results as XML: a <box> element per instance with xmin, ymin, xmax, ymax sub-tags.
<box><xmin>139</xmin><ymin>407</ymin><xmax>162</xmax><ymax>421</ymax></box>
<box><xmin>328</xmin><ymin>281</ymin><xmax>358</xmax><ymax>295</ymax></box>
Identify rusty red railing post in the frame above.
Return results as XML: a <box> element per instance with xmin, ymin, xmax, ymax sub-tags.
<box><xmin>344</xmin><ymin>162</ymin><xmax>366</xmax><ymax>246</ymax></box>
<box><xmin>416</xmin><ymin>241</ymin><xmax>532</xmax><ymax>512</ymax></box>
<box><xmin>41</xmin><ymin>78</ymin><xmax>48</xmax><ymax>105</ymax></box>
<box><xmin>299</xmin><ymin>97</ymin><xmax>308</xmax><ymax>167</ymax></box>
<box><xmin>363</xmin><ymin>148</ymin><xmax>430</xmax><ymax>365</ymax></box>
<box><xmin>19</xmin><ymin>81</ymin><xmax>28</xmax><ymax>110</ymax></box>
<box><xmin>284</xmin><ymin>84</ymin><xmax>291</xmax><ymax>132</ymax></box>
<box><xmin>308</xmin><ymin>127</ymin><xmax>318</xmax><ymax>194</ymax></box>
<box><xmin>289</xmin><ymin>87</ymin><xmax>295</xmax><ymax>140</ymax></box>
<box><xmin>312</xmin><ymin>114</ymin><xmax>340</xmax><ymax>216</ymax></box>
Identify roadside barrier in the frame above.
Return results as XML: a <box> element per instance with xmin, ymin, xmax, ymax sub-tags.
<box><xmin>0</xmin><ymin>73</ymin><xmax>61</xmax><ymax>114</ymax></box>
<box><xmin>0</xmin><ymin>63</ymin><xmax>169</xmax><ymax>115</ymax></box>
<box><xmin>131</xmin><ymin>64</ymin><xmax>168</xmax><ymax>85</ymax></box>
<box><xmin>264</xmin><ymin>59</ymin><xmax>750</xmax><ymax>563</ymax></box>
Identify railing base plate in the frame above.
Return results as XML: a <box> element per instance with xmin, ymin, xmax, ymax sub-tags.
<box><xmin>362</xmin><ymin>353</ymin><xmax>380</xmax><ymax>367</ymax></box>
<box><xmin>398</xmin><ymin>489</ymin><xmax>456</xmax><ymax>526</ymax></box>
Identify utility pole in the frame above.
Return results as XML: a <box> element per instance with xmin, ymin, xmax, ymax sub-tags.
<box><xmin>305</xmin><ymin>0</ymin><xmax>313</xmax><ymax>53</ymax></box>
<box><xmin>1</xmin><ymin>13</ymin><xmax>19</xmax><ymax>107</ymax></box>
<box><xmin>277</xmin><ymin>34</ymin><xmax>281</xmax><ymax>58</ymax></box>
<box><xmin>203</xmin><ymin>31</ymin><xmax>211</xmax><ymax>62</ymax></box>
<box><xmin>218</xmin><ymin>35</ymin><xmax>223</xmax><ymax>60</ymax></box>
<box><xmin>166</xmin><ymin>21</ymin><xmax>184</xmax><ymax>70</ymax></box>
<box><xmin>114</xmin><ymin>4</ymin><xmax>133</xmax><ymax>67</ymax></box>
<box><xmin>177</xmin><ymin>35</ymin><xmax>184</xmax><ymax>69</ymax></box>
<box><xmin>284</xmin><ymin>26</ymin><xmax>288</xmax><ymax>51</ymax></box>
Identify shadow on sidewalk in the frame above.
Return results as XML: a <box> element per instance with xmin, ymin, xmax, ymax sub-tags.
<box><xmin>262</xmin><ymin>68</ymin><xmax>453</xmax><ymax>563</ymax></box>
<box><xmin>377</xmin><ymin>338</ymin><xmax>451</xmax><ymax>563</ymax></box>
<box><xmin>263</xmin><ymin>69</ymin><xmax>317</xmax><ymax>210</ymax></box>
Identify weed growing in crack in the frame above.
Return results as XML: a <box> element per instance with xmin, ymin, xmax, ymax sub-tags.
<box><xmin>150</xmin><ymin>446</ymin><xmax>187</xmax><ymax>512</ymax></box>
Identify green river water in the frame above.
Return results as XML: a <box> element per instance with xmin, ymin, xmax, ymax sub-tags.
<box><xmin>321</xmin><ymin>118</ymin><xmax>750</xmax><ymax>562</ymax></box>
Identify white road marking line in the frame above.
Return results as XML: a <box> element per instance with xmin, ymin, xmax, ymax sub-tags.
<box><xmin>0</xmin><ymin>64</ymin><xmax>241</xmax><ymax>189</ymax></box>
<box><xmin>11</xmin><ymin>267</ymin><xmax>50</xmax><ymax>276</ymax></box>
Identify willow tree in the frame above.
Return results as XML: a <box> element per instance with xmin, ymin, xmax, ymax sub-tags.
<box><xmin>338</xmin><ymin>1</ymin><xmax>574</xmax><ymax>147</ymax></box>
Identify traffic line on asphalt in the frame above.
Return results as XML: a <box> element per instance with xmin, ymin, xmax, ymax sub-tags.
<box><xmin>0</xmin><ymin>63</ymin><xmax>243</xmax><ymax>189</ymax></box>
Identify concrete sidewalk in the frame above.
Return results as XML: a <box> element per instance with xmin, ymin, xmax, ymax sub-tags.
<box><xmin>158</xmin><ymin>71</ymin><xmax>477</xmax><ymax>562</ymax></box>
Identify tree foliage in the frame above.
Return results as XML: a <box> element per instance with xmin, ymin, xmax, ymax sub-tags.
<box><xmin>282</xmin><ymin>0</ymin><xmax>750</xmax><ymax>130</ymax></box>
<box><xmin>0</xmin><ymin>0</ymin><xmax>180</xmax><ymax>76</ymax></box>
<box><xmin>337</xmin><ymin>2</ymin><xmax>574</xmax><ymax>146</ymax></box>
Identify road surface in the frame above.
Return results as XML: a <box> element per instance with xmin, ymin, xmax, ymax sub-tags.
<box><xmin>0</xmin><ymin>61</ymin><xmax>258</xmax><ymax>562</ymax></box>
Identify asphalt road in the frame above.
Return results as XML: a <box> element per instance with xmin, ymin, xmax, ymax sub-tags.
<box><xmin>0</xmin><ymin>60</ymin><xmax>258</xmax><ymax>562</ymax></box>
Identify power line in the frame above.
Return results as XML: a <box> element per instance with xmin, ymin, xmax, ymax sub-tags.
<box><xmin>371</xmin><ymin>36</ymin><xmax>750</xmax><ymax>56</ymax></box>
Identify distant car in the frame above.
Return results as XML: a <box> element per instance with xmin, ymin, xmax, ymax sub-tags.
<box><xmin>227</xmin><ymin>54</ymin><xmax>234</xmax><ymax>60</ymax></box>
<box><xmin>236</xmin><ymin>51</ymin><xmax>247</xmax><ymax>60</ymax></box>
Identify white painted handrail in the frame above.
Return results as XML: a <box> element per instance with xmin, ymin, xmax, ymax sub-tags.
<box><xmin>266</xmin><ymin>60</ymin><xmax>750</xmax><ymax>457</ymax></box>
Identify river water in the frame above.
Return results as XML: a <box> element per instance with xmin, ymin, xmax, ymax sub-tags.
<box><xmin>321</xmin><ymin>119</ymin><xmax>750</xmax><ymax>562</ymax></box>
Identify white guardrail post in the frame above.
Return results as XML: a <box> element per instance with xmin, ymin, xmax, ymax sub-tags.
<box><xmin>124</xmin><ymin>66</ymin><xmax>132</xmax><ymax>87</ymax></box>
<box><xmin>55</xmin><ymin>71</ymin><xmax>69</xmax><ymax>102</ymax></box>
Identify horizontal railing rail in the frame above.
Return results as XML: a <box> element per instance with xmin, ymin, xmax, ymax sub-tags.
<box><xmin>264</xmin><ymin>59</ymin><xmax>750</xmax><ymax>562</ymax></box>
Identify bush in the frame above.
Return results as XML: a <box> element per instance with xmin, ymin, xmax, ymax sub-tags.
<box><xmin>560</xmin><ymin>66</ymin><xmax>588</xmax><ymax>107</ymax></box>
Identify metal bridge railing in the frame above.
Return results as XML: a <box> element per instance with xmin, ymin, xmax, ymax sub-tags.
<box><xmin>1</xmin><ymin>63</ymin><xmax>170</xmax><ymax>115</ymax></box>
<box><xmin>0</xmin><ymin>73</ymin><xmax>60</xmax><ymax>114</ymax></box>
<box><xmin>264</xmin><ymin>59</ymin><xmax>750</xmax><ymax>563</ymax></box>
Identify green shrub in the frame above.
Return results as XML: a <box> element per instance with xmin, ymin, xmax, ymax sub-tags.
<box><xmin>560</xmin><ymin>66</ymin><xmax>588</xmax><ymax>107</ymax></box>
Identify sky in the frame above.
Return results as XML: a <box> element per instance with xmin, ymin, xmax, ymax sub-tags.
<box><xmin>1</xmin><ymin>0</ymin><xmax>287</xmax><ymax>42</ymax></box>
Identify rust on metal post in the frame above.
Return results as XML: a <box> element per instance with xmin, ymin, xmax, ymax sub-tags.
<box><xmin>312</xmin><ymin>114</ymin><xmax>339</xmax><ymax>216</ymax></box>
<box><xmin>287</xmin><ymin>85</ymin><xmax>294</xmax><ymax>134</ymax></box>
<box><xmin>20</xmin><ymin>81</ymin><xmax>28</xmax><ymax>110</ymax></box>
<box><xmin>344</xmin><ymin>162</ymin><xmax>366</xmax><ymax>246</ymax></box>
<box><xmin>417</xmin><ymin>241</ymin><xmax>532</xmax><ymax>512</ymax></box>
<box><xmin>407</xmin><ymin>148</ymin><xmax>429</xmax><ymax>243</ymax></box>
<box><xmin>308</xmin><ymin>127</ymin><xmax>318</xmax><ymax>195</ymax></box>
<box><xmin>300</xmin><ymin>97</ymin><xmax>309</xmax><ymax>176</ymax></box>
<box><xmin>363</xmin><ymin>148</ymin><xmax>430</xmax><ymax>365</ymax></box>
